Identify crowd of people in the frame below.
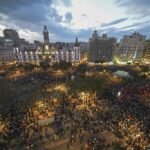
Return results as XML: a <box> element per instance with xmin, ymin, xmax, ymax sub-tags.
<box><xmin>0</xmin><ymin>72</ymin><xmax>70</xmax><ymax>150</ymax></box>
<box><xmin>104</xmin><ymin>79</ymin><xmax>150</xmax><ymax>149</ymax></box>
<box><xmin>0</xmin><ymin>67</ymin><xmax>150</xmax><ymax>150</ymax></box>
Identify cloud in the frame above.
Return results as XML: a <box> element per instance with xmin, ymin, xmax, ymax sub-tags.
<box><xmin>116</xmin><ymin>0</ymin><xmax>150</xmax><ymax>17</ymax></box>
<box><xmin>101</xmin><ymin>18</ymin><xmax>128</xmax><ymax>27</ymax></box>
<box><xmin>65</xmin><ymin>12</ymin><xmax>73</xmax><ymax>23</ymax></box>
<box><xmin>82</xmin><ymin>14</ymin><xmax>87</xmax><ymax>17</ymax></box>
<box><xmin>0</xmin><ymin>0</ymin><xmax>149</xmax><ymax>42</ymax></box>
<box><xmin>0</xmin><ymin>0</ymin><xmax>75</xmax><ymax>42</ymax></box>
<box><xmin>118</xmin><ymin>20</ymin><xmax>150</xmax><ymax>30</ymax></box>
<box><xmin>52</xmin><ymin>0</ymin><xmax>72</xmax><ymax>7</ymax></box>
<box><xmin>61</xmin><ymin>0</ymin><xmax>72</xmax><ymax>7</ymax></box>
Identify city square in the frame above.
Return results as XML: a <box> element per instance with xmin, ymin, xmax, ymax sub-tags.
<box><xmin>0</xmin><ymin>0</ymin><xmax>150</xmax><ymax>150</ymax></box>
<box><xmin>0</xmin><ymin>63</ymin><xmax>150</xmax><ymax>150</ymax></box>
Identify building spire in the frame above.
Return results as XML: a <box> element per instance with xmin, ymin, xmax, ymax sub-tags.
<box><xmin>74</xmin><ymin>37</ymin><xmax>79</xmax><ymax>47</ymax></box>
<box><xmin>43</xmin><ymin>25</ymin><xmax>49</xmax><ymax>44</ymax></box>
<box><xmin>44</xmin><ymin>25</ymin><xmax>47</xmax><ymax>31</ymax></box>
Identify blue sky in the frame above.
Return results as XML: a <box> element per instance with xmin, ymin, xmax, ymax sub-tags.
<box><xmin>0</xmin><ymin>0</ymin><xmax>150</xmax><ymax>42</ymax></box>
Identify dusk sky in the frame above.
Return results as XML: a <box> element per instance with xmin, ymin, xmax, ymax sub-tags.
<box><xmin>0</xmin><ymin>0</ymin><xmax>150</xmax><ymax>42</ymax></box>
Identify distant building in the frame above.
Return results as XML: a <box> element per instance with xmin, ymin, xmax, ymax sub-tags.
<box><xmin>118</xmin><ymin>32</ymin><xmax>146</xmax><ymax>62</ymax></box>
<box><xmin>0</xmin><ymin>37</ymin><xmax>15</xmax><ymax>63</ymax></box>
<box><xmin>14</xmin><ymin>25</ymin><xmax>81</xmax><ymax>63</ymax></box>
<box><xmin>142</xmin><ymin>40</ymin><xmax>150</xmax><ymax>64</ymax></box>
<box><xmin>14</xmin><ymin>48</ymin><xmax>42</xmax><ymax>63</ymax></box>
<box><xmin>3</xmin><ymin>29</ymin><xmax>19</xmax><ymax>46</ymax></box>
<box><xmin>19</xmin><ymin>38</ymin><xmax>29</xmax><ymax>50</ymax></box>
<box><xmin>74</xmin><ymin>38</ymin><xmax>80</xmax><ymax>61</ymax></box>
<box><xmin>14</xmin><ymin>38</ymin><xmax>81</xmax><ymax>63</ymax></box>
<box><xmin>0</xmin><ymin>48</ymin><xmax>15</xmax><ymax>63</ymax></box>
<box><xmin>34</xmin><ymin>40</ymin><xmax>43</xmax><ymax>48</ymax></box>
<box><xmin>88</xmin><ymin>30</ymin><xmax>117</xmax><ymax>63</ymax></box>
<box><xmin>51</xmin><ymin>38</ymin><xmax>81</xmax><ymax>63</ymax></box>
<box><xmin>42</xmin><ymin>25</ymin><xmax>51</xmax><ymax>60</ymax></box>
<box><xmin>43</xmin><ymin>25</ymin><xmax>49</xmax><ymax>45</ymax></box>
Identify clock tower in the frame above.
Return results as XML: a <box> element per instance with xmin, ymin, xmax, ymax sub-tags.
<box><xmin>43</xmin><ymin>25</ymin><xmax>51</xmax><ymax>60</ymax></box>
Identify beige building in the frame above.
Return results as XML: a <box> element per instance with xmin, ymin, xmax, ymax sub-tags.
<box><xmin>118</xmin><ymin>32</ymin><xmax>146</xmax><ymax>62</ymax></box>
<box><xmin>142</xmin><ymin>40</ymin><xmax>150</xmax><ymax>64</ymax></box>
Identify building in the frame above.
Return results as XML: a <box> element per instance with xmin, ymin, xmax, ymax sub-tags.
<box><xmin>43</xmin><ymin>25</ymin><xmax>49</xmax><ymax>45</ymax></box>
<box><xmin>3</xmin><ymin>29</ymin><xmax>19</xmax><ymax>46</ymax></box>
<box><xmin>0</xmin><ymin>48</ymin><xmax>15</xmax><ymax>63</ymax></box>
<box><xmin>118</xmin><ymin>32</ymin><xmax>146</xmax><ymax>62</ymax></box>
<box><xmin>42</xmin><ymin>25</ymin><xmax>51</xmax><ymax>60</ymax></box>
<box><xmin>14</xmin><ymin>39</ymin><xmax>81</xmax><ymax>63</ymax></box>
<box><xmin>142</xmin><ymin>40</ymin><xmax>150</xmax><ymax>64</ymax></box>
<box><xmin>74</xmin><ymin>37</ymin><xmax>80</xmax><ymax>61</ymax></box>
<box><xmin>88</xmin><ymin>30</ymin><xmax>117</xmax><ymax>63</ymax></box>
<box><xmin>14</xmin><ymin>26</ymin><xmax>81</xmax><ymax>63</ymax></box>
<box><xmin>0</xmin><ymin>37</ymin><xmax>15</xmax><ymax>63</ymax></box>
<box><xmin>14</xmin><ymin>48</ymin><xmax>42</xmax><ymax>63</ymax></box>
<box><xmin>51</xmin><ymin>38</ymin><xmax>81</xmax><ymax>63</ymax></box>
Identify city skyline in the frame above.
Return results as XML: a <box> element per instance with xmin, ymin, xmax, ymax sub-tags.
<box><xmin>0</xmin><ymin>0</ymin><xmax>150</xmax><ymax>42</ymax></box>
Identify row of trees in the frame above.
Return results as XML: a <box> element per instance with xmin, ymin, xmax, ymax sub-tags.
<box><xmin>23</xmin><ymin>62</ymin><xmax>89</xmax><ymax>74</ymax></box>
<box><xmin>1</xmin><ymin>61</ymin><xmax>89</xmax><ymax>78</ymax></box>
<box><xmin>15</xmin><ymin>60</ymin><xmax>73</xmax><ymax>72</ymax></box>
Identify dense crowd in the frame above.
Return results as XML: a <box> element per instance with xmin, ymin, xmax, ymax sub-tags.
<box><xmin>0</xmin><ymin>70</ymin><xmax>150</xmax><ymax>150</ymax></box>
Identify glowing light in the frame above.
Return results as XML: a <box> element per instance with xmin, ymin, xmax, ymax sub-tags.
<box><xmin>36</xmin><ymin>101</ymin><xmax>45</xmax><ymax>108</ymax></box>
<box><xmin>118</xmin><ymin>91</ymin><xmax>121</xmax><ymax>97</ymax></box>
<box><xmin>45</xmin><ymin>45</ymin><xmax>49</xmax><ymax>50</ymax></box>
<box><xmin>47</xmin><ymin>84</ymin><xmax>68</xmax><ymax>93</ymax></box>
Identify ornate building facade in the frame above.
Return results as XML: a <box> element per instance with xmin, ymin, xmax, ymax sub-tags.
<box><xmin>88</xmin><ymin>30</ymin><xmax>116</xmax><ymax>63</ymax></box>
<box><xmin>117</xmin><ymin>32</ymin><xmax>146</xmax><ymax>62</ymax></box>
<box><xmin>142</xmin><ymin>40</ymin><xmax>150</xmax><ymax>64</ymax></box>
<box><xmin>14</xmin><ymin>26</ymin><xmax>81</xmax><ymax>63</ymax></box>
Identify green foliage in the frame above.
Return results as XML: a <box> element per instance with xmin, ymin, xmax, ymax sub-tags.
<box><xmin>16</xmin><ymin>63</ymin><xmax>24</xmax><ymax>69</ymax></box>
<box><xmin>77</xmin><ymin>63</ymin><xmax>88</xmax><ymax>73</ymax></box>
<box><xmin>39</xmin><ymin>61</ymin><xmax>50</xmax><ymax>71</ymax></box>
<box><xmin>141</xmin><ymin>65</ymin><xmax>149</xmax><ymax>72</ymax></box>
<box><xmin>24</xmin><ymin>63</ymin><xmax>35</xmax><ymax>72</ymax></box>
<box><xmin>52</xmin><ymin>60</ymin><xmax>72</xmax><ymax>70</ymax></box>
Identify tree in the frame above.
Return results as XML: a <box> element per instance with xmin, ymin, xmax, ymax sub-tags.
<box><xmin>24</xmin><ymin>63</ymin><xmax>35</xmax><ymax>73</ymax></box>
<box><xmin>141</xmin><ymin>65</ymin><xmax>149</xmax><ymax>72</ymax></box>
<box><xmin>59</xmin><ymin>60</ymin><xmax>72</xmax><ymax>70</ymax></box>
<box><xmin>52</xmin><ymin>60</ymin><xmax>72</xmax><ymax>70</ymax></box>
<box><xmin>77</xmin><ymin>63</ymin><xmax>88</xmax><ymax>73</ymax></box>
<box><xmin>52</xmin><ymin>62</ymin><xmax>59</xmax><ymax>70</ymax></box>
<box><xmin>39</xmin><ymin>61</ymin><xmax>50</xmax><ymax>71</ymax></box>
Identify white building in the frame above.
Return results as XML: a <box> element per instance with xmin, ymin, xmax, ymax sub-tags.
<box><xmin>13</xmin><ymin>47</ymin><xmax>42</xmax><ymax>63</ymax></box>
<box><xmin>51</xmin><ymin>38</ymin><xmax>80</xmax><ymax>63</ymax></box>
<box><xmin>14</xmin><ymin>38</ymin><xmax>81</xmax><ymax>63</ymax></box>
